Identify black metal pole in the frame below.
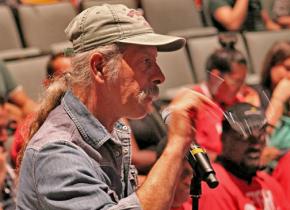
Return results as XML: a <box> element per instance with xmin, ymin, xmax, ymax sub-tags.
<box><xmin>190</xmin><ymin>176</ymin><xmax>201</xmax><ymax>210</ymax></box>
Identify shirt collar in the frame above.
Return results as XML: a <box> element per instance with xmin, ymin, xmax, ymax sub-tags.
<box><xmin>62</xmin><ymin>91</ymin><xmax>123</xmax><ymax>149</ymax></box>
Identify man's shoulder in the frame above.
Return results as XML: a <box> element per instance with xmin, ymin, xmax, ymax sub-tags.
<box><xmin>28</xmin><ymin>105</ymin><xmax>79</xmax><ymax>151</ymax></box>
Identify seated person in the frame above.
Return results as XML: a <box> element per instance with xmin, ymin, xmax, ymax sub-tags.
<box><xmin>209</xmin><ymin>0</ymin><xmax>280</xmax><ymax>31</ymax></box>
<box><xmin>199</xmin><ymin>103</ymin><xmax>290</xmax><ymax>210</ymax></box>
<box><xmin>43</xmin><ymin>52</ymin><xmax>72</xmax><ymax>87</ymax></box>
<box><xmin>0</xmin><ymin>61</ymin><xmax>37</xmax><ymax>122</ymax></box>
<box><xmin>272</xmin><ymin>0</ymin><xmax>290</xmax><ymax>28</ymax></box>
<box><xmin>256</xmin><ymin>41</ymin><xmax>290</xmax><ymax>166</ymax></box>
<box><xmin>192</xmin><ymin>34</ymin><xmax>259</xmax><ymax>160</ymax></box>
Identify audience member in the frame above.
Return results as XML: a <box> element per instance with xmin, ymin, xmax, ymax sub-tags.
<box><xmin>0</xmin><ymin>98</ymin><xmax>16</xmax><ymax>210</ymax></box>
<box><xmin>192</xmin><ymin>34</ymin><xmax>259</xmax><ymax>160</ymax></box>
<box><xmin>209</xmin><ymin>0</ymin><xmax>281</xmax><ymax>31</ymax></box>
<box><xmin>0</xmin><ymin>61</ymin><xmax>37</xmax><ymax>122</ymax></box>
<box><xmin>258</xmin><ymin>41</ymin><xmax>290</xmax><ymax>152</ymax></box>
<box><xmin>16</xmin><ymin>4</ymin><xmax>213</xmax><ymax>210</ymax></box>
<box><xmin>199</xmin><ymin>103</ymin><xmax>290</xmax><ymax>210</ymax></box>
<box><xmin>10</xmin><ymin>52</ymin><xmax>71</xmax><ymax>166</ymax></box>
<box><xmin>272</xmin><ymin>0</ymin><xmax>290</xmax><ymax>28</ymax></box>
<box><xmin>44</xmin><ymin>52</ymin><xmax>72</xmax><ymax>87</ymax></box>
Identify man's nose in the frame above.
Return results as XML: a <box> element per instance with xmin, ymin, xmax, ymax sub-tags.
<box><xmin>152</xmin><ymin>63</ymin><xmax>165</xmax><ymax>85</ymax></box>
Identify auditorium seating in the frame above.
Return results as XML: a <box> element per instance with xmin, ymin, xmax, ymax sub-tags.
<box><xmin>243</xmin><ymin>29</ymin><xmax>290</xmax><ymax>75</ymax></box>
<box><xmin>0</xmin><ymin>5</ymin><xmax>41</xmax><ymax>60</ymax></box>
<box><xmin>140</xmin><ymin>0</ymin><xmax>217</xmax><ymax>38</ymax></box>
<box><xmin>17</xmin><ymin>2</ymin><xmax>77</xmax><ymax>52</ymax></box>
<box><xmin>5</xmin><ymin>55</ymin><xmax>50</xmax><ymax>101</ymax></box>
<box><xmin>157</xmin><ymin>48</ymin><xmax>195</xmax><ymax>100</ymax></box>
<box><xmin>81</xmin><ymin>0</ymin><xmax>138</xmax><ymax>10</ymax></box>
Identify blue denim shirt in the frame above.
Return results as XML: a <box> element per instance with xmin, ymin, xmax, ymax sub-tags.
<box><xmin>16</xmin><ymin>91</ymin><xmax>142</xmax><ymax>210</ymax></box>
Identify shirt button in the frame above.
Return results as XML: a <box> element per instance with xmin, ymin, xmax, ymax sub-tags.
<box><xmin>123</xmin><ymin>148</ymin><xmax>128</xmax><ymax>154</ymax></box>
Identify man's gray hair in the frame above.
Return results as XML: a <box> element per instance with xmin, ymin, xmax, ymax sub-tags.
<box><xmin>17</xmin><ymin>43</ymin><xmax>124</xmax><ymax>167</ymax></box>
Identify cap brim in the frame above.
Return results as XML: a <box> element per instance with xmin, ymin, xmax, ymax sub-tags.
<box><xmin>117</xmin><ymin>33</ymin><xmax>186</xmax><ymax>52</ymax></box>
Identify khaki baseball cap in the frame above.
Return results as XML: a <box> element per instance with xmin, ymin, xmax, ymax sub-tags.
<box><xmin>65</xmin><ymin>4</ymin><xmax>186</xmax><ymax>53</ymax></box>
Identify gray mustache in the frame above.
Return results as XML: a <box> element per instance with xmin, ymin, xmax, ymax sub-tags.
<box><xmin>143</xmin><ymin>86</ymin><xmax>159</xmax><ymax>98</ymax></box>
<box><xmin>138</xmin><ymin>86</ymin><xmax>160</xmax><ymax>101</ymax></box>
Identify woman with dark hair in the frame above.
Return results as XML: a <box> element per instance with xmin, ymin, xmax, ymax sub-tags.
<box><xmin>192</xmin><ymin>33</ymin><xmax>260</xmax><ymax>160</ymax></box>
<box><xmin>260</xmin><ymin>41</ymin><xmax>290</xmax><ymax>110</ymax></box>
<box><xmin>258</xmin><ymin>41</ymin><xmax>290</xmax><ymax>202</ymax></box>
<box><xmin>259</xmin><ymin>41</ymin><xmax>290</xmax><ymax>151</ymax></box>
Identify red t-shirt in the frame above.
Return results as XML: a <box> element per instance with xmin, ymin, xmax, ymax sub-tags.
<box><xmin>272</xmin><ymin>151</ymin><xmax>290</xmax><ymax>201</ymax></box>
<box><xmin>193</xmin><ymin>84</ymin><xmax>242</xmax><ymax>154</ymax></box>
<box><xmin>199</xmin><ymin>163</ymin><xmax>290</xmax><ymax>210</ymax></box>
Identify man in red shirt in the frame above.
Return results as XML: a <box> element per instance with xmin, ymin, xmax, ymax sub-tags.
<box><xmin>199</xmin><ymin>103</ymin><xmax>289</xmax><ymax>210</ymax></box>
<box><xmin>193</xmin><ymin>35</ymin><xmax>260</xmax><ymax>160</ymax></box>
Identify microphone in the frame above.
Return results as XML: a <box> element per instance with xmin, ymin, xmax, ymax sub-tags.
<box><xmin>162</xmin><ymin>108</ymin><xmax>219</xmax><ymax>188</ymax></box>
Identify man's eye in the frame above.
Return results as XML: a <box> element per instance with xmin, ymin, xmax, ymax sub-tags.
<box><xmin>144</xmin><ymin>58</ymin><xmax>153</xmax><ymax>67</ymax></box>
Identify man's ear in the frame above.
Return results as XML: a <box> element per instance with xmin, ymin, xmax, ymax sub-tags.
<box><xmin>90</xmin><ymin>53</ymin><xmax>105</xmax><ymax>83</ymax></box>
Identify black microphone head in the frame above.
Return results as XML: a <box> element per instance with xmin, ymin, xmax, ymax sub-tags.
<box><xmin>205</xmin><ymin>173</ymin><xmax>219</xmax><ymax>188</ymax></box>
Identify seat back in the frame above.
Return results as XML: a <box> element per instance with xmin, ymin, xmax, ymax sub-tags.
<box><xmin>243</xmin><ymin>30</ymin><xmax>290</xmax><ymax>74</ymax></box>
<box><xmin>141</xmin><ymin>0</ymin><xmax>202</xmax><ymax>34</ymax></box>
<box><xmin>0</xmin><ymin>5</ymin><xmax>22</xmax><ymax>50</ymax></box>
<box><xmin>81</xmin><ymin>0</ymin><xmax>138</xmax><ymax>10</ymax></box>
<box><xmin>5</xmin><ymin>55</ymin><xmax>50</xmax><ymax>101</ymax></box>
<box><xmin>157</xmin><ymin>48</ymin><xmax>195</xmax><ymax>100</ymax></box>
<box><xmin>18</xmin><ymin>2</ymin><xmax>76</xmax><ymax>51</ymax></box>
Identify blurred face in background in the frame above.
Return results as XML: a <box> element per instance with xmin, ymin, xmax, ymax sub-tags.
<box><xmin>210</xmin><ymin>62</ymin><xmax>247</xmax><ymax>107</ymax></box>
<box><xmin>270</xmin><ymin>56</ymin><xmax>290</xmax><ymax>88</ymax></box>
<box><xmin>222</xmin><ymin>128</ymin><xmax>267</xmax><ymax>173</ymax></box>
<box><xmin>43</xmin><ymin>56</ymin><xmax>72</xmax><ymax>87</ymax></box>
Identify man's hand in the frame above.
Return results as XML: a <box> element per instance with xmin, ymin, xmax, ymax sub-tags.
<box><xmin>166</xmin><ymin>89</ymin><xmax>216</xmax><ymax>153</ymax></box>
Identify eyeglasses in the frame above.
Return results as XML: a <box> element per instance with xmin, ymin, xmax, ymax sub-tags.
<box><xmin>223</xmin><ymin>74</ymin><xmax>244</xmax><ymax>88</ymax></box>
<box><xmin>230</xmin><ymin>128</ymin><xmax>270</xmax><ymax>144</ymax></box>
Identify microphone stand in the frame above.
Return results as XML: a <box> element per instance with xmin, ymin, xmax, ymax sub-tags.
<box><xmin>187</xmin><ymin>145</ymin><xmax>219</xmax><ymax>210</ymax></box>
<box><xmin>190</xmin><ymin>175</ymin><xmax>201</xmax><ymax>210</ymax></box>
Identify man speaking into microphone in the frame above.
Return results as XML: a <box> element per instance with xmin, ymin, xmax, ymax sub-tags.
<box><xmin>16</xmin><ymin>4</ymin><xmax>216</xmax><ymax>210</ymax></box>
